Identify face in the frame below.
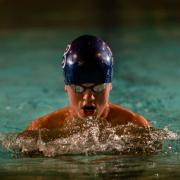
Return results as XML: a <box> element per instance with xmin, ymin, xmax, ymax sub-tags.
<box><xmin>65</xmin><ymin>83</ymin><xmax>112</xmax><ymax>119</ymax></box>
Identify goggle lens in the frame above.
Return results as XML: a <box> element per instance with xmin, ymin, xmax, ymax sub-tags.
<box><xmin>70</xmin><ymin>84</ymin><xmax>107</xmax><ymax>93</ymax></box>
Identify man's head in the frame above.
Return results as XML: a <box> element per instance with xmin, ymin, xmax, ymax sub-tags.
<box><xmin>62</xmin><ymin>35</ymin><xmax>113</xmax><ymax>119</ymax></box>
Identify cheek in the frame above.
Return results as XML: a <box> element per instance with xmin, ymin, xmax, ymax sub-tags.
<box><xmin>68</xmin><ymin>91</ymin><xmax>82</xmax><ymax>106</ymax></box>
<box><xmin>95</xmin><ymin>90</ymin><xmax>109</xmax><ymax>105</ymax></box>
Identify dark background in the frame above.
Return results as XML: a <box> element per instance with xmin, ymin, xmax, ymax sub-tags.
<box><xmin>0</xmin><ymin>0</ymin><xmax>180</xmax><ymax>30</ymax></box>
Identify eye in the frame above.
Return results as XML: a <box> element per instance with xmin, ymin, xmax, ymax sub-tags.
<box><xmin>93</xmin><ymin>84</ymin><xmax>106</xmax><ymax>92</ymax></box>
<box><xmin>71</xmin><ymin>85</ymin><xmax>84</xmax><ymax>93</ymax></box>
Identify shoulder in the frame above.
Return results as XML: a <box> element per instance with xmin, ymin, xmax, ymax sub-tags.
<box><xmin>27</xmin><ymin>107</ymin><xmax>69</xmax><ymax>130</ymax></box>
<box><xmin>108</xmin><ymin>103</ymin><xmax>151</xmax><ymax>128</ymax></box>
<box><xmin>131</xmin><ymin>113</ymin><xmax>151</xmax><ymax>128</ymax></box>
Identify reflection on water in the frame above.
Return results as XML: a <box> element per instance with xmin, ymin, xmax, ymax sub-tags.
<box><xmin>0</xmin><ymin>152</ymin><xmax>180</xmax><ymax>179</ymax></box>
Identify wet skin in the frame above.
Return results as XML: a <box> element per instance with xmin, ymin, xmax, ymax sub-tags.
<box><xmin>27</xmin><ymin>83</ymin><xmax>150</xmax><ymax>130</ymax></box>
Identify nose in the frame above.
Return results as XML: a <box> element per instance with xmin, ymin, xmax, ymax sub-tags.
<box><xmin>83</xmin><ymin>89</ymin><xmax>95</xmax><ymax>102</ymax></box>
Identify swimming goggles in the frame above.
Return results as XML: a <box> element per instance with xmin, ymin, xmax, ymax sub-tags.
<box><xmin>70</xmin><ymin>83</ymin><xmax>107</xmax><ymax>93</ymax></box>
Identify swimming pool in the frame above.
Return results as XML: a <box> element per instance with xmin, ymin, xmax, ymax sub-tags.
<box><xmin>0</xmin><ymin>26</ymin><xmax>180</xmax><ymax>179</ymax></box>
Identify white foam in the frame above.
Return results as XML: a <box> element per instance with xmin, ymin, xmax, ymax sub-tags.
<box><xmin>1</xmin><ymin>117</ymin><xmax>180</xmax><ymax>157</ymax></box>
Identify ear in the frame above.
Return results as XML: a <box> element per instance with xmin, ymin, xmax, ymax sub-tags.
<box><xmin>109</xmin><ymin>83</ymin><xmax>112</xmax><ymax>90</ymax></box>
<box><xmin>64</xmin><ymin>85</ymin><xmax>67</xmax><ymax>92</ymax></box>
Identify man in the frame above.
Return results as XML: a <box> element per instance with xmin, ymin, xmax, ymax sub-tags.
<box><xmin>27</xmin><ymin>35</ymin><xmax>150</xmax><ymax>130</ymax></box>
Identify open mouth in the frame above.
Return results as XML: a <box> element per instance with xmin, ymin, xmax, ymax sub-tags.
<box><xmin>82</xmin><ymin>105</ymin><xmax>96</xmax><ymax>116</ymax></box>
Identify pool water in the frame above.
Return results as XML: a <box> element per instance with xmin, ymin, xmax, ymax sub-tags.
<box><xmin>0</xmin><ymin>26</ymin><xmax>180</xmax><ymax>179</ymax></box>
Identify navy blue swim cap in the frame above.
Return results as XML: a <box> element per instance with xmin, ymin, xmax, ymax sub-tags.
<box><xmin>62</xmin><ymin>35</ymin><xmax>113</xmax><ymax>85</ymax></box>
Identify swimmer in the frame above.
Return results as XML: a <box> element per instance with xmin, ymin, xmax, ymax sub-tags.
<box><xmin>27</xmin><ymin>35</ymin><xmax>150</xmax><ymax>130</ymax></box>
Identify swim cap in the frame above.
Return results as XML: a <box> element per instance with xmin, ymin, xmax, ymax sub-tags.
<box><xmin>62</xmin><ymin>35</ymin><xmax>113</xmax><ymax>85</ymax></box>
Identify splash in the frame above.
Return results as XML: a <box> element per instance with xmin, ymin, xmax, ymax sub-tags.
<box><xmin>1</xmin><ymin>117</ymin><xmax>179</xmax><ymax>157</ymax></box>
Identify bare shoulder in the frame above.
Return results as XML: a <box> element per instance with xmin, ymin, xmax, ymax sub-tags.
<box><xmin>108</xmin><ymin>103</ymin><xmax>151</xmax><ymax>128</ymax></box>
<box><xmin>27</xmin><ymin>107</ymin><xmax>69</xmax><ymax>130</ymax></box>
